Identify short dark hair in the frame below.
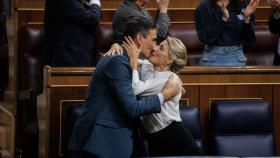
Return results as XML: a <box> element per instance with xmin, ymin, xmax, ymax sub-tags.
<box><xmin>123</xmin><ymin>17</ymin><xmax>156</xmax><ymax>40</ymax></box>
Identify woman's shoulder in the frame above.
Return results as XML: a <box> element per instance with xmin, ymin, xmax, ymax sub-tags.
<box><xmin>166</xmin><ymin>72</ymin><xmax>181</xmax><ymax>83</ymax></box>
<box><xmin>170</xmin><ymin>72</ymin><xmax>180</xmax><ymax>79</ymax></box>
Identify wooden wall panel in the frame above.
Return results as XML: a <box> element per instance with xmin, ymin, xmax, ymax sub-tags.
<box><xmin>17</xmin><ymin>10</ymin><xmax>43</xmax><ymax>23</ymax></box>
<box><xmin>183</xmin><ymin>86</ymin><xmax>200</xmax><ymax>107</ymax></box>
<box><xmin>48</xmin><ymin>87</ymin><xmax>88</xmax><ymax>158</ymax></box>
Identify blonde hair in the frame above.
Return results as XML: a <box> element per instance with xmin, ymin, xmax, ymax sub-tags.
<box><xmin>166</xmin><ymin>36</ymin><xmax>188</xmax><ymax>73</ymax></box>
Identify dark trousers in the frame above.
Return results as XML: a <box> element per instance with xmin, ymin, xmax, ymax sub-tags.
<box><xmin>146</xmin><ymin>121</ymin><xmax>203</xmax><ymax>156</ymax></box>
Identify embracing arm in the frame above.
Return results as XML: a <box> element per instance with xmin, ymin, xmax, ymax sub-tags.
<box><xmin>132</xmin><ymin>69</ymin><xmax>166</xmax><ymax>96</ymax></box>
<box><xmin>104</xmin><ymin>56</ymin><xmax>181</xmax><ymax>118</ymax></box>
<box><xmin>104</xmin><ymin>56</ymin><xmax>162</xmax><ymax>118</ymax></box>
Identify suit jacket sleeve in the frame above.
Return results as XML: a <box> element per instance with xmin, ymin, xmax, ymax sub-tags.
<box><xmin>154</xmin><ymin>11</ymin><xmax>170</xmax><ymax>41</ymax></box>
<box><xmin>104</xmin><ymin>56</ymin><xmax>161</xmax><ymax>118</ymax></box>
<box><xmin>61</xmin><ymin>0</ymin><xmax>101</xmax><ymax>28</ymax></box>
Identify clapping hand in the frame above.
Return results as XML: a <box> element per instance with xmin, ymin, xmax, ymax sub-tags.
<box><xmin>123</xmin><ymin>36</ymin><xmax>141</xmax><ymax>70</ymax></box>
<box><xmin>243</xmin><ymin>0</ymin><xmax>260</xmax><ymax>18</ymax></box>
<box><xmin>217</xmin><ymin>0</ymin><xmax>230</xmax><ymax>22</ymax></box>
<box><xmin>156</xmin><ymin>0</ymin><xmax>169</xmax><ymax>13</ymax></box>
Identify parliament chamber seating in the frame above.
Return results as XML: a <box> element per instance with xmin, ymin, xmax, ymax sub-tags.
<box><xmin>168</xmin><ymin>24</ymin><xmax>204</xmax><ymax>65</ymax></box>
<box><xmin>209</xmin><ymin>100</ymin><xmax>276</xmax><ymax>157</ymax></box>
<box><xmin>63</xmin><ymin>104</ymin><xmax>203</xmax><ymax>157</ymax></box>
<box><xmin>17</xmin><ymin>22</ymin><xmax>279</xmax><ymax>112</ymax></box>
<box><xmin>244</xmin><ymin>25</ymin><xmax>279</xmax><ymax>65</ymax></box>
<box><xmin>93</xmin><ymin>23</ymin><xmax>279</xmax><ymax>66</ymax></box>
<box><xmin>17</xmin><ymin>23</ymin><xmax>280</xmax><ymax>158</ymax></box>
<box><xmin>17</xmin><ymin>24</ymin><xmax>44</xmax><ymax>157</ymax></box>
<box><xmin>180</xmin><ymin>106</ymin><xmax>203</xmax><ymax>151</ymax></box>
<box><xmin>17</xmin><ymin>23</ymin><xmax>279</xmax><ymax>103</ymax></box>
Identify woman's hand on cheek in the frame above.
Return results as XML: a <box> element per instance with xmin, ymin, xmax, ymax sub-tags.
<box><xmin>123</xmin><ymin>36</ymin><xmax>141</xmax><ymax>70</ymax></box>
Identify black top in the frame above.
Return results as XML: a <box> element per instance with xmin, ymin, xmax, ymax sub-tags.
<box><xmin>195</xmin><ymin>0</ymin><xmax>256</xmax><ymax>46</ymax></box>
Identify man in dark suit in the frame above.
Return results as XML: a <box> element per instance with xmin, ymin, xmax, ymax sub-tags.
<box><xmin>68</xmin><ymin>17</ymin><xmax>181</xmax><ymax>158</ymax></box>
<box><xmin>42</xmin><ymin>0</ymin><xmax>101</xmax><ymax>66</ymax></box>
<box><xmin>268</xmin><ymin>0</ymin><xmax>280</xmax><ymax>65</ymax></box>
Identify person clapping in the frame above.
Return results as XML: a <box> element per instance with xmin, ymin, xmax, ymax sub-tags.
<box><xmin>195</xmin><ymin>0</ymin><xmax>259</xmax><ymax>66</ymax></box>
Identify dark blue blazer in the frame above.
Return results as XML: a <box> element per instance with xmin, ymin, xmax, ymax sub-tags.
<box><xmin>68</xmin><ymin>54</ymin><xmax>161</xmax><ymax>158</ymax></box>
<box><xmin>42</xmin><ymin>0</ymin><xmax>101</xmax><ymax>66</ymax></box>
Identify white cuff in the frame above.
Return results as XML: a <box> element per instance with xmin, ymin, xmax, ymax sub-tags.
<box><xmin>132</xmin><ymin>70</ymin><xmax>140</xmax><ymax>83</ymax></box>
<box><xmin>157</xmin><ymin>93</ymin><xmax>164</xmax><ymax>105</ymax></box>
<box><xmin>87</xmin><ymin>0</ymin><xmax>101</xmax><ymax>7</ymax></box>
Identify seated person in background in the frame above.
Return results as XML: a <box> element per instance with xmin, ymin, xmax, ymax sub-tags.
<box><xmin>195</xmin><ymin>0</ymin><xmax>259</xmax><ymax>66</ymax></box>
<box><xmin>68</xmin><ymin>17</ymin><xmax>181</xmax><ymax>158</ymax></box>
<box><xmin>267</xmin><ymin>0</ymin><xmax>280</xmax><ymax>65</ymax></box>
<box><xmin>106</xmin><ymin>0</ymin><xmax>170</xmax><ymax>55</ymax></box>
<box><xmin>123</xmin><ymin>36</ymin><xmax>202</xmax><ymax>156</ymax></box>
<box><xmin>42</xmin><ymin>0</ymin><xmax>101</xmax><ymax>66</ymax></box>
